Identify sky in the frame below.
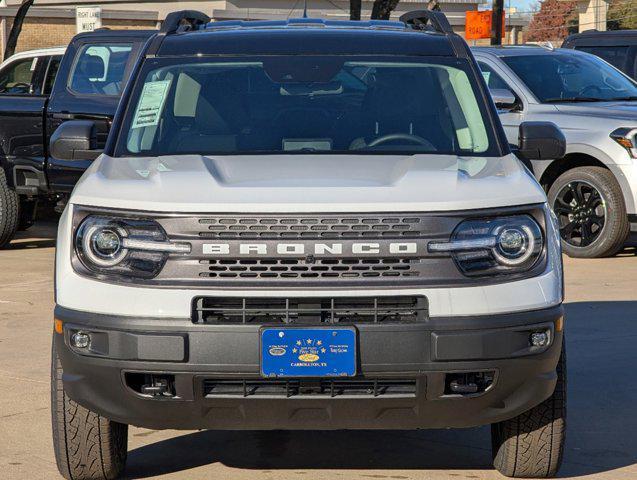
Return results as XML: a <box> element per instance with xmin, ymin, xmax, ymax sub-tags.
<box><xmin>500</xmin><ymin>0</ymin><xmax>538</xmax><ymax>12</ymax></box>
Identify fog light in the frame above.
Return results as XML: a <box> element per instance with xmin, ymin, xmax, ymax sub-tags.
<box><xmin>530</xmin><ymin>331</ymin><xmax>550</xmax><ymax>347</ymax></box>
<box><xmin>71</xmin><ymin>331</ymin><xmax>91</xmax><ymax>349</ymax></box>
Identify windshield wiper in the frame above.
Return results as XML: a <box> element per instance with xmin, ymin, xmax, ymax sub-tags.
<box><xmin>605</xmin><ymin>96</ymin><xmax>637</xmax><ymax>102</ymax></box>
<box><xmin>544</xmin><ymin>97</ymin><xmax>606</xmax><ymax>103</ymax></box>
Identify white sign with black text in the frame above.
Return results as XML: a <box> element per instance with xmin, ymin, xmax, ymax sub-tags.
<box><xmin>76</xmin><ymin>6</ymin><xmax>102</xmax><ymax>34</ymax></box>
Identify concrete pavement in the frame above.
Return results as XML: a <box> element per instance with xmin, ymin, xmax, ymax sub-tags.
<box><xmin>1</xmin><ymin>222</ymin><xmax>636</xmax><ymax>479</ymax></box>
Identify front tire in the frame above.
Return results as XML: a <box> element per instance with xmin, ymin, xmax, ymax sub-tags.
<box><xmin>0</xmin><ymin>168</ymin><xmax>19</xmax><ymax>248</ymax></box>
<box><xmin>51</xmin><ymin>341</ymin><xmax>128</xmax><ymax>480</ymax></box>
<box><xmin>491</xmin><ymin>340</ymin><xmax>566</xmax><ymax>478</ymax></box>
<box><xmin>548</xmin><ymin>167</ymin><xmax>629</xmax><ymax>258</ymax></box>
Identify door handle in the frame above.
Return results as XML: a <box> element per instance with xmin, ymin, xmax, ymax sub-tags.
<box><xmin>51</xmin><ymin>113</ymin><xmax>111</xmax><ymax>121</ymax></box>
<box><xmin>51</xmin><ymin>113</ymin><xmax>74</xmax><ymax>120</ymax></box>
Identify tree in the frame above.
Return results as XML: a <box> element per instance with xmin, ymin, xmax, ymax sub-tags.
<box><xmin>4</xmin><ymin>0</ymin><xmax>35</xmax><ymax>60</ymax></box>
<box><xmin>350</xmin><ymin>0</ymin><xmax>362</xmax><ymax>20</ymax></box>
<box><xmin>350</xmin><ymin>0</ymin><xmax>402</xmax><ymax>21</ymax></box>
<box><xmin>526</xmin><ymin>0</ymin><xmax>577</xmax><ymax>42</ymax></box>
<box><xmin>371</xmin><ymin>0</ymin><xmax>401</xmax><ymax>20</ymax></box>
<box><xmin>607</xmin><ymin>0</ymin><xmax>637</xmax><ymax>30</ymax></box>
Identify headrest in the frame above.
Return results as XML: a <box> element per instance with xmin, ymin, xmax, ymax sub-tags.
<box><xmin>80</xmin><ymin>55</ymin><xmax>105</xmax><ymax>79</ymax></box>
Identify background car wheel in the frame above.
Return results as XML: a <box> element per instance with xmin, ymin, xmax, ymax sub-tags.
<box><xmin>548</xmin><ymin>166</ymin><xmax>629</xmax><ymax>258</ymax></box>
<box><xmin>51</xmin><ymin>340</ymin><xmax>128</xmax><ymax>480</ymax></box>
<box><xmin>0</xmin><ymin>168</ymin><xmax>19</xmax><ymax>248</ymax></box>
<box><xmin>491</xmin><ymin>339</ymin><xmax>566</xmax><ymax>478</ymax></box>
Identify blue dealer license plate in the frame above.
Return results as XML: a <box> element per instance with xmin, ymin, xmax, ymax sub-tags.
<box><xmin>261</xmin><ymin>327</ymin><xmax>357</xmax><ymax>378</ymax></box>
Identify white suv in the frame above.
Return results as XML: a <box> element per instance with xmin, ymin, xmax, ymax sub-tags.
<box><xmin>50</xmin><ymin>10</ymin><xmax>567</xmax><ymax>480</ymax></box>
<box><xmin>474</xmin><ymin>46</ymin><xmax>637</xmax><ymax>257</ymax></box>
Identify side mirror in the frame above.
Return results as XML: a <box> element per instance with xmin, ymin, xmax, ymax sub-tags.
<box><xmin>50</xmin><ymin>120</ymin><xmax>102</xmax><ymax>161</ymax></box>
<box><xmin>490</xmin><ymin>88</ymin><xmax>518</xmax><ymax>110</ymax></box>
<box><xmin>517</xmin><ymin>121</ymin><xmax>566</xmax><ymax>161</ymax></box>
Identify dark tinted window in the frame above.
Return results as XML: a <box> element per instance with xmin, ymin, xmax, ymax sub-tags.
<box><xmin>69</xmin><ymin>44</ymin><xmax>132</xmax><ymax>95</ymax></box>
<box><xmin>576</xmin><ymin>45</ymin><xmax>629</xmax><ymax>73</ymax></box>
<box><xmin>44</xmin><ymin>55</ymin><xmax>62</xmax><ymax>95</ymax></box>
<box><xmin>477</xmin><ymin>61</ymin><xmax>512</xmax><ymax>90</ymax></box>
<box><xmin>503</xmin><ymin>52</ymin><xmax>637</xmax><ymax>102</ymax></box>
<box><xmin>119</xmin><ymin>56</ymin><xmax>497</xmax><ymax>157</ymax></box>
<box><xmin>0</xmin><ymin>57</ymin><xmax>39</xmax><ymax>95</ymax></box>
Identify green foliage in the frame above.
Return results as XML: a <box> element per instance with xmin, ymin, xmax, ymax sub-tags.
<box><xmin>607</xmin><ymin>0</ymin><xmax>637</xmax><ymax>30</ymax></box>
<box><xmin>526</xmin><ymin>0</ymin><xmax>578</xmax><ymax>41</ymax></box>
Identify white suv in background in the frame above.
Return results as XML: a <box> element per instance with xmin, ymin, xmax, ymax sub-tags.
<box><xmin>474</xmin><ymin>46</ymin><xmax>637</xmax><ymax>257</ymax></box>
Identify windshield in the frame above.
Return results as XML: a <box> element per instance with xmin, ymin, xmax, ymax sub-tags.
<box><xmin>503</xmin><ymin>52</ymin><xmax>637</xmax><ymax>103</ymax></box>
<box><xmin>117</xmin><ymin>56</ymin><xmax>498</xmax><ymax>157</ymax></box>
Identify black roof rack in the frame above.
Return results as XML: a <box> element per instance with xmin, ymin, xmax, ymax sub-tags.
<box><xmin>160</xmin><ymin>10</ymin><xmax>210</xmax><ymax>34</ymax></box>
<box><xmin>399</xmin><ymin>10</ymin><xmax>453</xmax><ymax>35</ymax></box>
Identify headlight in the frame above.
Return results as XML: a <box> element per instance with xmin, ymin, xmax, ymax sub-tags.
<box><xmin>610</xmin><ymin>128</ymin><xmax>637</xmax><ymax>158</ymax></box>
<box><xmin>75</xmin><ymin>215</ymin><xmax>190</xmax><ymax>279</ymax></box>
<box><xmin>428</xmin><ymin>215</ymin><xmax>544</xmax><ymax>276</ymax></box>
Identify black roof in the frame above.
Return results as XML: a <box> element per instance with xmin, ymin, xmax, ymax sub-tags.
<box><xmin>73</xmin><ymin>29</ymin><xmax>156</xmax><ymax>41</ymax></box>
<box><xmin>154</xmin><ymin>17</ymin><xmax>458</xmax><ymax>57</ymax></box>
<box><xmin>563</xmin><ymin>29</ymin><xmax>637</xmax><ymax>47</ymax></box>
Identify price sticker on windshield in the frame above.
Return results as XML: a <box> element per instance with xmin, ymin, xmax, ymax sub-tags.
<box><xmin>131</xmin><ymin>80</ymin><xmax>171</xmax><ymax>129</ymax></box>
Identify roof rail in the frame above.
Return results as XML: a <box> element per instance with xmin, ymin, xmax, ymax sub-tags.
<box><xmin>160</xmin><ymin>10</ymin><xmax>211</xmax><ymax>34</ymax></box>
<box><xmin>399</xmin><ymin>10</ymin><xmax>453</xmax><ymax>35</ymax></box>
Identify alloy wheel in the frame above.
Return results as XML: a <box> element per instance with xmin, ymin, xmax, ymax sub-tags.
<box><xmin>553</xmin><ymin>181</ymin><xmax>606</xmax><ymax>248</ymax></box>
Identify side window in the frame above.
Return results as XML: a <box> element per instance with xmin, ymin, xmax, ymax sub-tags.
<box><xmin>0</xmin><ymin>57</ymin><xmax>39</xmax><ymax>95</ymax></box>
<box><xmin>477</xmin><ymin>61</ymin><xmax>513</xmax><ymax>91</ymax></box>
<box><xmin>576</xmin><ymin>45</ymin><xmax>629</xmax><ymax>73</ymax></box>
<box><xmin>69</xmin><ymin>43</ymin><xmax>133</xmax><ymax>96</ymax></box>
<box><xmin>43</xmin><ymin>56</ymin><xmax>62</xmax><ymax>95</ymax></box>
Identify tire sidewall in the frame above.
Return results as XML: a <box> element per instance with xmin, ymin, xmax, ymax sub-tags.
<box><xmin>548</xmin><ymin>168</ymin><xmax>627</xmax><ymax>258</ymax></box>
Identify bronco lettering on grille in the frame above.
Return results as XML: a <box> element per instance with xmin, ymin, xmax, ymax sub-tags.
<box><xmin>202</xmin><ymin>242</ymin><xmax>419</xmax><ymax>256</ymax></box>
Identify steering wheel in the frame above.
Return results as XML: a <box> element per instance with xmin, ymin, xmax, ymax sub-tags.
<box><xmin>367</xmin><ymin>133</ymin><xmax>434</xmax><ymax>149</ymax></box>
<box><xmin>578</xmin><ymin>85</ymin><xmax>602</xmax><ymax>97</ymax></box>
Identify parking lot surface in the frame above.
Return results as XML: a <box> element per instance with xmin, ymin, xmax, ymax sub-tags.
<box><xmin>1</xmin><ymin>222</ymin><xmax>636</xmax><ymax>480</ymax></box>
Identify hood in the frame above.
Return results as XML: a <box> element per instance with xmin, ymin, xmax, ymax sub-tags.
<box><xmin>70</xmin><ymin>154</ymin><xmax>547</xmax><ymax>213</ymax></box>
<box><xmin>554</xmin><ymin>101</ymin><xmax>637</xmax><ymax>121</ymax></box>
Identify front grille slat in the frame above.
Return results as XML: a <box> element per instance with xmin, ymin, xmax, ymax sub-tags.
<box><xmin>203</xmin><ymin>379</ymin><xmax>417</xmax><ymax>398</ymax></box>
<box><xmin>198</xmin><ymin>257</ymin><xmax>420</xmax><ymax>280</ymax></box>
<box><xmin>192</xmin><ymin>296</ymin><xmax>428</xmax><ymax>324</ymax></box>
<box><xmin>198</xmin><ymin>215</ymin><xmax>424</xmax><ymax>240</ymax></box>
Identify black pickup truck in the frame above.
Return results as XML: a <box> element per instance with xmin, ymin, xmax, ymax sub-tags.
<box><xmin>0</xmin><ymin>28</ymin><xmax>154</xmax><ymax>247</ymax></box>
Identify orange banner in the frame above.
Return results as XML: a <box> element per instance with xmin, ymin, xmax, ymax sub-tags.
<box><xmin>465</xmin><ymin>10</ymin><xmax>506</xmax><ymax>41</ymax></box>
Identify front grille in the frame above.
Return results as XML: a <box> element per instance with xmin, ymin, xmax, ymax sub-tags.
<box><xmin>197</xmin><ymin>215</ymin><xmax>424</xmax><ymax>240</ymax></box>
<box><xmin>199</xmin><ymin>257</ymin><xmax>419</xmax><ymax>280</ymax></box>
<box><xmin>203</xmin><ymin>378</ymin><xmax>417</xmax><ymax>398</ymax></box>
<box><xmin>155</xmin><ymin>212</ymin><xmax>466</xmax><ymax>287</ymax></box>
<box><xmin>192</xmin><ymin>296</ymin><xmax>428</xmax><ymax>324</ymax></box>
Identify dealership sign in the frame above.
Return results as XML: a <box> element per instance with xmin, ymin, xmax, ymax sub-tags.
<box><xmin>76</xmin><ymin>6</ymin><xmax>102</xmax><ymax>33</ymax></box>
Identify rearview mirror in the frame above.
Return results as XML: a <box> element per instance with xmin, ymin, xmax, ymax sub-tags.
<box><xmin>490</xmin><ymin>88</ymin><xmax>517</xmax><ymax>110</ymax></box>
<box><xmin>50</xmin><ymin>120</ymin><xmax>102</xmax><ymax>161</ymax></box>
<box><xmin>517</xmin><ymin>122</ymin><xmax>566</xmax><ymax>161</ymax></box>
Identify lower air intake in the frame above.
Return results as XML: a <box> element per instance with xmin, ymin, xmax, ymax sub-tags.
<box><xmin>203</xmin><ymin>378</ymin><xmax>418</xmax><ymax>398</ymax></box>
<box><xmin>192</xmin><ymin>296</ymin><xmax>428</xmax><ymax>324</ymax></box>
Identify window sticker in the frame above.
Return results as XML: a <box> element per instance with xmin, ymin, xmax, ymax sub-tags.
<box><xmin>30</xmin><ymin>58</ymin><xmax>38</xmax><ymax>71</ymax></box>
<box><xmin>131</xmin><ymin>80</ymin><xmax>171</xmax><ymax>129</ymax></box>
<box><xmin>481</xmin><ymin>71</ymin><xmax>491</xmax><ymax>84</ymax></box>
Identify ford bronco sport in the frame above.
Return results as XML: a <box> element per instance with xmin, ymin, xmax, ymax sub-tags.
<box><xmin>51</xmin><ymin>10</ymin><xmax>567</xmax><ymax>479</ymax></box>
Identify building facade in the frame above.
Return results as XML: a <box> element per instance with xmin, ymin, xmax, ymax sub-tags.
<box><xmin>0</xmin><ymin>0</ymin><xmax>529</xmax><ymax>58</ymax></box>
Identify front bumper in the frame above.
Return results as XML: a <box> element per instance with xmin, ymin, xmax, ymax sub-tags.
<box><xmin>54</xmin><ymin>304</ymin><xmax>564</xmax><ymax>431</ymax></box>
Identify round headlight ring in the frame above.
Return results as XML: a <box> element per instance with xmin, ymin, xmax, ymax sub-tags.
<box><xmin>493</xmin><ymin>224</ymin><xmax>536</xmax><ymax>266</ymax></box>
<box><xmin>82</xmin><ymin>223</ymin><xmax>129</xmax><ymax>268</ymax></box>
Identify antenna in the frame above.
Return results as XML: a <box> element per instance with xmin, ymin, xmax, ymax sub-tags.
<box><xmin>303</xmin><ymin>0</ymin><xmax>308</xmax><ymax>18</ymax></box>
